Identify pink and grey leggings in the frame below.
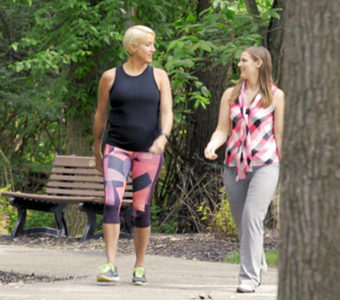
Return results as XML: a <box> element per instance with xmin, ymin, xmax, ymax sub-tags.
<box><xmin>102</xmin><ymin>144</ymin><xmax>163</xmax><ymax>228</ymax></box>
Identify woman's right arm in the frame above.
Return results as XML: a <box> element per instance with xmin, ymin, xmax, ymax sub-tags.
<box><xmin>93</xmin><ymin>69</ymin><xmax>115</xmax><ymax>173</ymax></box>
<box><xmin>204</xmin><ymin>87</ymin><xmax>233</xmax><ymax>160</ymax></box>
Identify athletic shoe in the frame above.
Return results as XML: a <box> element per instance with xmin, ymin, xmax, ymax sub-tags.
<box><xmin>132</xmin><ymin>266</ymin><xmax>147</xmax><ymax>286</ymax></box>
<box><xmin>236</xmin><ymin>283</ymin><xmax>255</xmax><ymax>293</ymax></box>
<box><xmin>97</xmin><ymin>263</ymin><xmax>120</xmax><ymax>282</ymax></box>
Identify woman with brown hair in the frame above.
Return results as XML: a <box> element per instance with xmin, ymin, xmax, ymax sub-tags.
<box><xmin>204</xmin><ymin>46</ymin><xmax>285</xmax><ymax>293</ymax></box>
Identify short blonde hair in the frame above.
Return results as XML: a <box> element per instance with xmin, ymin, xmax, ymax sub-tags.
<box><xmin>123</xmin><ymin>25</ymin><xmax>155</xmax><ymax>55</ymax></box>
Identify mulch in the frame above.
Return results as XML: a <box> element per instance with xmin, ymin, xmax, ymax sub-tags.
<box><xmin>0</xmin><ymin>229</ymin><xmax>279</xmax><ymax>285</ymax></box>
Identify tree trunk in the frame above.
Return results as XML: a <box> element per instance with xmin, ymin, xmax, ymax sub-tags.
<box><xmin>266</xmin><ymin>0</ymin><xmax>285</xmax><ymax>85</ymax></box>
<box><xmin>64</xmin><ymin>100</ymin><xmax>93</xmax><ymax>236</ymax></box>
<box><xmin>187</xmin><ymin>0</ymin><xmax>230</xmax><ymax>166</ymax></box>
<box><xmin>244</xmin><ymin>0</ymin><xmax>260</xmax><ymax>16</ymax></box>
<box><xmin>197</xmin><ymin>0</ymin><xmax>209</xmax><ymax>16</ymax></box>
<box><xmin>279</xmin><ymin>1</ymin><xmax>340</xmax><ymax>299</ymax></box>
<box><xmin>65</xmin><ymin>104</ymin><xmax>92</xmax><ymax>156</ymax></box>
<box><xmin>187</xmin><ymin>66</ymin><xmax>229</xmax><ymax>165</ymax></box>
<box><xmin>265</xmin><ymin>0</ymin><xmax>285</xmax><ymax>228</ymax></box>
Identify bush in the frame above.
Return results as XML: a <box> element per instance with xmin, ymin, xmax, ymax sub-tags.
<box><xmin>25</xmin><ymin>210</ymin><xmax>55</xmax><ymax>229</ymax></box>
<box><xmin>0</xmin><ymin>186</ymin><xmax>17</xmax><ymax>233</ymax></box>
<box><xmin>198</xmin><ymin>187</ymin><xmax>237</xmax><ymax>238</ymax></box>
<box><xmin>213</xmin><ymin>192</ymin><xmax>238</xmax><ymax>238</ymax></box>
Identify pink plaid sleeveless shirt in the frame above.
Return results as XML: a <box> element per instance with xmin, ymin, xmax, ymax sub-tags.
<box><xmin>225</xmin><ymin>82</ymin><xmax>279</xmax><ymax>180</ymax></box>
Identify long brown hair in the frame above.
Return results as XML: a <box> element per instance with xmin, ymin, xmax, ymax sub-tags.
<box><xmin>229</xmin><ymin>46</ymin><xmax>274</xmax><ymax>108</ymax></box>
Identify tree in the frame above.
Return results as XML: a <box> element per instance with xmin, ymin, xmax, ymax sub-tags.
<box><xmin>266</xmin><ymin>0</ymin><xmax>285</xmax><ymax>85</ymax></box>
<box><xmin>279</xmin><ymin>1</ymin><xmax>340</xmax><ymax>299</ymax></box>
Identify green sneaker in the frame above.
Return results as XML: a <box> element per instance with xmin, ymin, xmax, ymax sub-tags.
<box><xmin>132</xmin><ymin>266</ymin><xmax>147</xmax><ymax>286</ymax></box>
<box><xmin>97</xmin><ymin>263</ymin><xmax>120</xmax><ymax>282</ymax></box>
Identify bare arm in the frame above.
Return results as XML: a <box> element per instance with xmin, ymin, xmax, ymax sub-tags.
<box><xmin>149</xmin><ymin>68</ymin><xmax>173</xmax><ymax>154</ymax></box>
<box><xmin>273</xmin><ymin>89</ymin><xmax>285</xmax><ymax>159</ymax></box>
<box><xmin>204</xmin><ymin>87</ymin><xmax>233</xmax><ymax>160</ymax></box>
<box><xmin>93</xmin><ymin>69</ymin><xmax>115</xmax><ymax>172</ymax></box>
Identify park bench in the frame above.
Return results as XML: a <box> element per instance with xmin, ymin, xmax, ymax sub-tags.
<box><xmin>1</xmin><ymin>155</ymin><xmax>133</xmax><ymax>240</ymax></box>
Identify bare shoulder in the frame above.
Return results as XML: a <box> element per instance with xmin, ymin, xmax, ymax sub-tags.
<box><xmin>100</xmin><ymin>68</ymin><xmax>116</xmax><ymax>89</ymax></box>
<box><xmin>221</xmin><ymin>86</ymin><xmax>235</xmax><ymax>103</ymax></box>
<box><xmin>153</xmin><ymin>67</ymin><xmax>170</xmax><ymax>91</ymax></box>
<box><xmin>102</xmin><ymin>68</ymin><xmax>116</xmax><ymax>81</ymax></box>
<box><xmin>153</xmin><ymin>67</ymin><xmax>169</xmax><ymax>80</ymax></box>
<box><xmin>273</xmin><ymin>88</ymin><xmax>285</xmax><ymax>108</ymax></box>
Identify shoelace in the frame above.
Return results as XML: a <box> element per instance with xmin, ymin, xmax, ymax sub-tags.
<box><xmin>98</xmin><ymin>264</ymin><xmax>114</xmax><ymax>273</ymax></box>
<box><xmin>134</xmin><ymin>267</ymin><xmax>145</xmax><ymax>277</ymax></box>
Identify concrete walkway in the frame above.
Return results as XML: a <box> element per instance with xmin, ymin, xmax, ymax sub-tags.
<box><xmin>0</xmin><ymin>245</ymin><xmax>278</xmax><ymax>300</ymax></box>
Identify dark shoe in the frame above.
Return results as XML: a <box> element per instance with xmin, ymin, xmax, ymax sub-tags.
<box><xmin>236</xmin><ymin>283</ymin><xmax>255</xmax><ymax>293</ymax></box>
<box><xmin>97</xmin><ymin>263</ymin><xmax>120</xmax><ymax>282</ymax></box>
<box><xmin>132</xmin><ymin>266</ymin><xmax>147</xmax><ymax>286</ymax></box>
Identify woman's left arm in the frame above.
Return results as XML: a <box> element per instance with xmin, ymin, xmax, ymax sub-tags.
<box><xmin>149</xmin><ymin>68</ymin><xmax>173</xmax><ymax>154</ymax></box>
<box><xmin>273</xmin><ymin>89</ymin><xmax>285</xmax><ymax>159</ymax></box>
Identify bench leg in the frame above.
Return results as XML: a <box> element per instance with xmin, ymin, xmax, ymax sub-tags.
<box><xmin>10</xmin><ymin>200</ymin><xmax>27</xmax><ymax>238</ymax></box>
<box><xmin>55</xmin><ymin>204</ymin><xmax>68</xmax><ymax>236</ymax></box>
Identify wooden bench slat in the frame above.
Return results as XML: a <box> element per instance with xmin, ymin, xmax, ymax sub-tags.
<box><xmin>46</xmin><ymin>187</ymin><xmax>133</xmax><ymax>198</ymax></box>
<box><xmin>48</xmin><ymin>180</ymin><xmax>133</xmax><ymax>192</ymax></box>
<box><xmin>2</xmin><ymin>191</ymin><xmax>133</xmax><ymax>204</ymax></box>
<box><xmin>1</xmin><ymin>191</ymin><xmax>104</xmax><ymax>203</ymax></box>
<box><xmin>46</xmin><ymin>187</ymin><xmax>105</xmax><ymax>197</ymax></box>
<box><xmin>49</xmin><ymin>174</ymin><xmax>104</xmax><ymax>183</ymax></box>
<box><xmin>47</xmin><ymin>181</ymin><xmax>104</xmax><ymax>190</ymax></box>
<box><xmin>50</xmin><ymin>173</ymin><xmax>132</xmax><ymax>184</ymax></box>
<box><xmin>120</xmin><ymin>192</ymin><xmax>133</xmax><ymax>199</ymax></box>
<box><xmin>53</xmin><ymin>155</ymin><xmax>97</xmax><ymax>168</ymax></box>
<box><xmin>51</xmin><ymin>167</ymin><xmax>101</xmax><ymax>175</ymax></box>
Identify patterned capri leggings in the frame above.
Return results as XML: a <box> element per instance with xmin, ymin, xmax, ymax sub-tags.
<box><xmin>102</xmin><ymin>144</ymin><xmax>164</xmax><ymax>228</ymax></box>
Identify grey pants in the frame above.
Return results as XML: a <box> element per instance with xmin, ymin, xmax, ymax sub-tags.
<box><xmin>223</xmin><ymin>164</ymin><xmax>280</xmax><ymax>288</ymax></box>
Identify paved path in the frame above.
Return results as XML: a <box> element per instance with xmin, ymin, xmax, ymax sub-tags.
<box><xmin>0</xmin><ymin>245</ymin><xmax>278</xmax><ymax>300</ymax></box>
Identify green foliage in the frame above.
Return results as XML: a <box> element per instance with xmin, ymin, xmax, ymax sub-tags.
<box><xmin>197</xmin><ymin>187</ymin><xmax>237</xmax><ymax>237</ymax></box>
<box><xmin>8</xmin><ymin>0</ymin><xmax>129</xmax><ymax>124</ymax></box>
<box><xmin>1</xmin><ymin>0</ymin><xmax>64</xmax><ymax>191</ymax></box>
<box><xmin>225</xmin><ymin>251</ymin><xmax>240</xmax><ymax>264</ymax></box>
<box><xmin>214</xmin><ymin>196</ymin><xmax>237</xmax><ymax>237</ymax></box>
<box><xmin>151</xmin><ymin>204</ymin><xmax>179</xmax><ymax>233</ymax></box>
<box><xmin>265</xmin><ymin>250</ymin><xmax>279</xmax><ymax>267</ymax></box>
<box><xmin>156</xmin><ymin>2</ymin><xmax>274</xmax><ymax>163</ymax></box>
<box><xmin>25</xmin><ymin>211</ymin><xmax>55</xmax><ymax>229</ymax></box>
<box><xmin>0</xmin><ymin>186</ymin><xmax>17</xmax><ymax>232</ymax></box>
<box><xmin>226</xmin><ymin>250</ymin><xmax>278</xmax><ymax>267</ymax></box>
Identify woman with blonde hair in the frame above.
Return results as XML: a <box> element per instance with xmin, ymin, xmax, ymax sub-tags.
<box><xmin>94</xmin><ymin>25</ymin><xmax>173</xmax><ymax>285</ymax></box>
<box><xmin>204</xmin><ymin>46</ymin><xmax>284</xmax><ymax>293</ymax></box>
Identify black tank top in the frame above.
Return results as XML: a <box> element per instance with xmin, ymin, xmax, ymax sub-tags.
<box><xmin>106</xmin><ymin>65</ymin><xmax>161</xmax><ymax>152</ymax></box>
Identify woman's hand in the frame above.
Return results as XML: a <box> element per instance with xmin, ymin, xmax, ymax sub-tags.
<box><xmin>204</xmin><ymin>142</ymin><xmax>218</xmax><ymax>160</ymax></box>
<box><xmin>149</xmin><ymin>135</ymin><xmax>167</xmax><ymax>155</ymax></box>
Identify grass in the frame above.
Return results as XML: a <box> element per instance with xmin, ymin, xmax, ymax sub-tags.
<box><xmin>225</xmin><ymin>250</ymin><xmax>278</xmax><ymax>267</ymax></box>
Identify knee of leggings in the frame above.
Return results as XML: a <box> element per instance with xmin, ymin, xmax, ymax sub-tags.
<box><xmin>103</xmin><ymin>204</ymin><xmax>120</xmax><ymax>224</ymax></box>
<box><xmin>134</xmin><ymin>205</ymin><xmax>151</xmax><ymax>228</ymax></box>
